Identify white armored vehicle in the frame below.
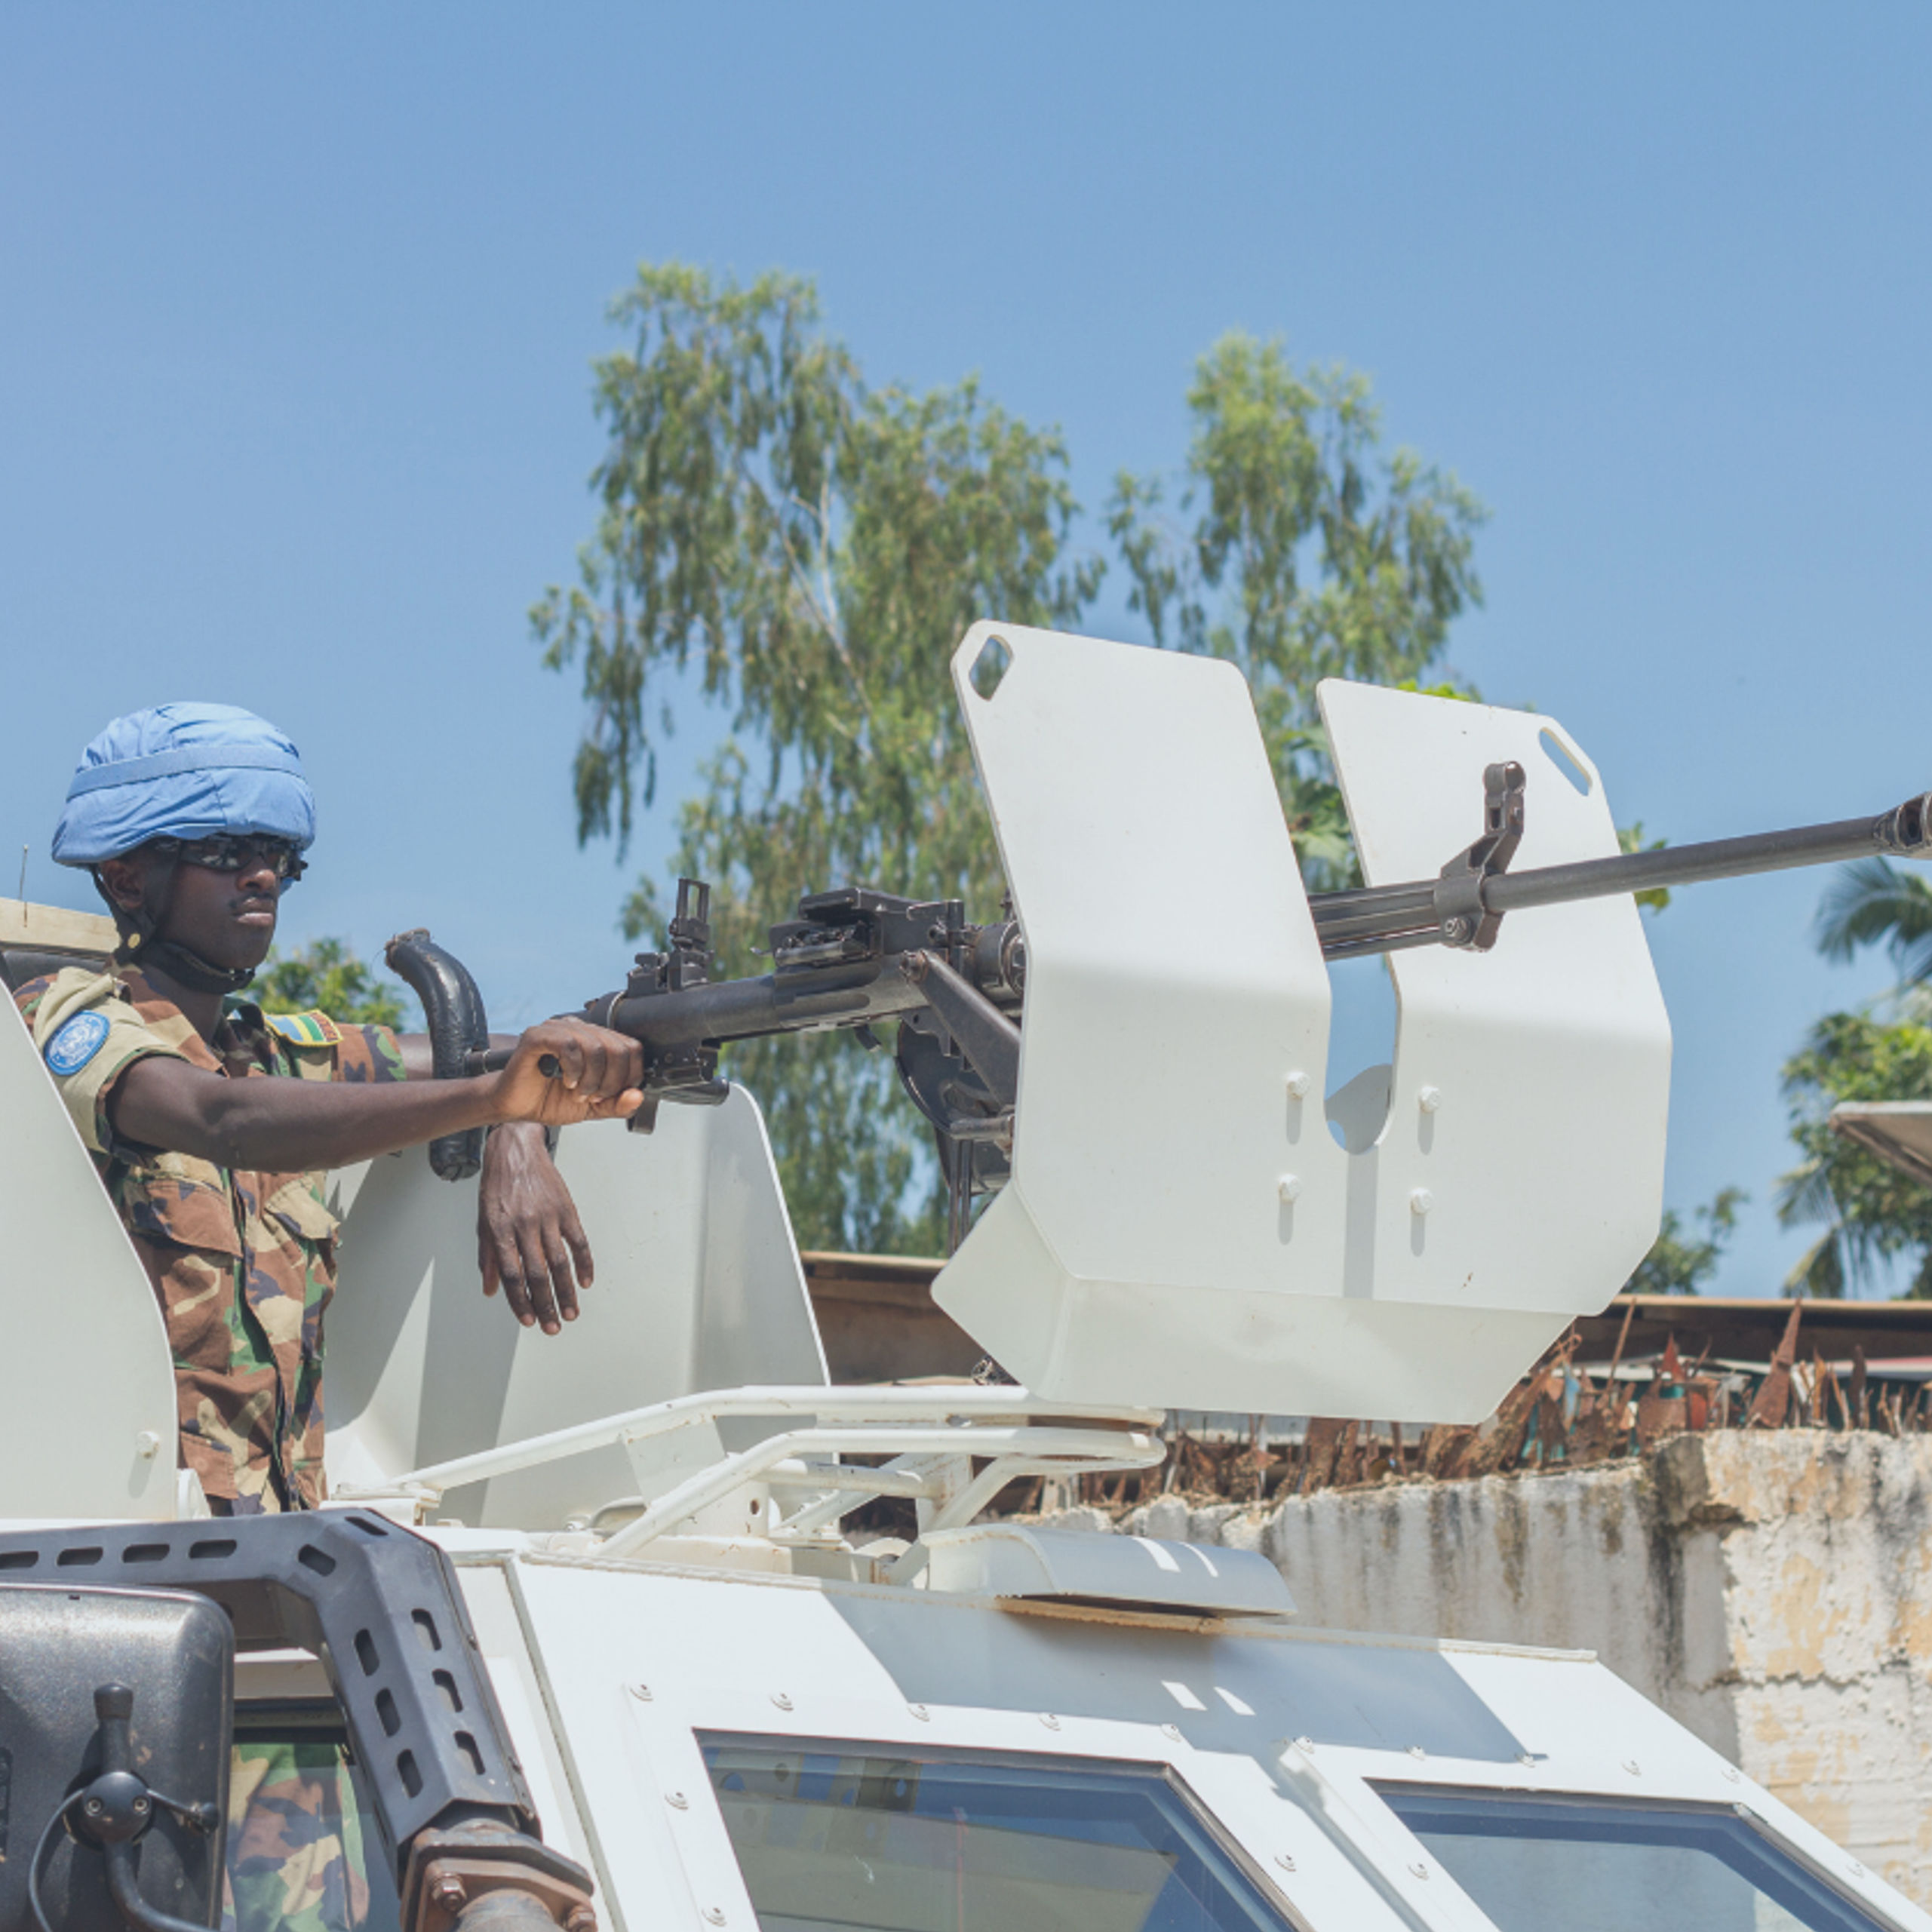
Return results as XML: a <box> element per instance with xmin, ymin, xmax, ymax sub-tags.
<box><xmin>2</xmin><ymin>626</ymin><xmax>1927</xmax><ymax>1932</ymax></box>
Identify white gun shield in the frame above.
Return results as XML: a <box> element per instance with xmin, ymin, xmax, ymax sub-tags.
<box><xmin>933</xmin><ymin>625</ymin><xmax>1670</xmax><ymax>1421</ymax></box>
<box><xmin>1318</xmin><ymin>678</ymin><xmax>1672</xmax><ymax>1346</ymax></box>
<box><xmin>324</xmin><ymin>1086</ymin><xmax>825</xmax><ymax>1526</ymax></box>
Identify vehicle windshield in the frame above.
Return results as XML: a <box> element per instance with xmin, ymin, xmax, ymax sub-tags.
<box><xmin>1376</xmin><ymin>1786</ymin><xmax>1891</xmax><ymax>1932</ymax></box>
<box><xmin>702</xmin><ymin>1735</ymin><xmax>1289</xmax><ymax>1932</ymax></box>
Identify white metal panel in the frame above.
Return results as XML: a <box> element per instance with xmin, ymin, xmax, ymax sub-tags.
<box><xmin>932</xmin><ymin>627</ymin><xmax>1666</xmax><ymax>1422</ymax></box>
<box><xmin>921</xmin><ymin>1522</ymin><xmax>1295</xmax><ymax>1617</ymax></box>
<box><xmin>448</xmin><ymin>1559</ymin><xmax>595</xmax><ymax>1878</ymax></box>
<box><xmin>948</xmin><ymin>622</ymin><xmax>1345</xmax><ymax>1286</ymax></box>
<box><xmin>324</xmin><ymin>1086</ymin><xmax>825</xmax><ymax>1526</ymax></box>
<box><xmin>0</xmin><ymin>984</ymin><xmax>177</xmax><ymax>1519</ymax></box>
<box><xmin>1318</xmin><ymin>682</ymin><xmax>1671</xmax><ymax>1351</ymax></box>
<box><xmin>507</xmin><ymin>1556</ymin><xmax>1503</xmax><ymax>1932</ymax></box>
<box><xmin>494</xmin><ymin>1553</ymin><xmax>1926</xmax><ymax>1932</ymax></box>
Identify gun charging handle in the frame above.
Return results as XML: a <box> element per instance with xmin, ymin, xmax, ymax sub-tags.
<box><xmin>386</xmin><ymin>930</ymin><xmax>492</xmax><ymax>1181</ymax></box>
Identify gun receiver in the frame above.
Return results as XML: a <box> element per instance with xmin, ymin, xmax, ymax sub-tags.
<box><xmin>538</xmin><ymin>881</ymin><xmax>1026</xmax><ymax>1205</ymax></box>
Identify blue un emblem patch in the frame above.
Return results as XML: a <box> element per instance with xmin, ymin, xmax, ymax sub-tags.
<box><xmin>44</xmin><ymin>1009</ymin><xmax>110</xmax><ymax>1077</ymax></box>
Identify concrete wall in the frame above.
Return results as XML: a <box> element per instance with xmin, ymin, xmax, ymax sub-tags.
<box><xmin>1035</xmin><ymin>1432</ymin><xmax>1932</xmax><ymax>1910</ymax></box>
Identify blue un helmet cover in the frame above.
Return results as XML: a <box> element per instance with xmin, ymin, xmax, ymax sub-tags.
<box><xmin>51</xmin><ymin>702</ymin><xmax>316</xmax><ymax>867</ymax></box>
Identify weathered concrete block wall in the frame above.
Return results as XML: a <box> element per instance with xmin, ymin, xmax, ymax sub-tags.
<box><xmin>1037</xmin><ymin>1433</ymin><xmax>1932</xmax><ymax>1909</ymax></box>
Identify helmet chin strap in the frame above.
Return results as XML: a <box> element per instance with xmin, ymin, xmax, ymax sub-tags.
<box><xmin>92</xmin><ymin>855</ymin><xmax>258</xmax><ymax>998</ymax></box>
<box><xmin>139</xmin><ymin>935</ymin><xmax>259</xmax><ymax>998</ymax></box>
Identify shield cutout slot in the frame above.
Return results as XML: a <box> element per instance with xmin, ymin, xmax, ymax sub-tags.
<box><xmin>1538</xmin><ymin>726</ymin><xmax>1593</xmax><ymax>796</ymax></box>
<box><xmin>969</xmin><ymin>634</ymin><xmax>1012</xmax><ymax>700</ymax></box>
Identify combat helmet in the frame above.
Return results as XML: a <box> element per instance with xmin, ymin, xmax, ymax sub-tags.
<box><xmin>53</xmin><ymin>702</ymin><xmax>315</xmax><ymax>994</ymax></box>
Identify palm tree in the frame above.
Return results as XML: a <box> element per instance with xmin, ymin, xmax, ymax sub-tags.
<box><xmin>1814</xmin><ymin>858</ymin><xmax>1932</xmax><ymax>984</ymax></box>
<box><xmin>1776</xmin><ymin>860</ymin><xmax>1932</xmax><ymax>1298</ymax></box>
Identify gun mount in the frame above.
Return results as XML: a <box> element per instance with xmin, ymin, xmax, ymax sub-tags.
<box><xmin>405</xmin><ymin>623</ymin><xmax>1932</xmax><ymax>1424</ymax></box>
<box><xmin>554</xmin><ymin>777</ymin><xmax>1932</xmax><ymax>1086</ymax></box>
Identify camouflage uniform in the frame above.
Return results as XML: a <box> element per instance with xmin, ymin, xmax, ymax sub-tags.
<box><xmin>15</xmin><ymin>963</ymin><xmax>405</xmax><ymax>1512</ymax></box>
<box><xmin>223</xmin><ymin>1741</ymin><xmax>375</xmax><ymax>1932</ymax></box>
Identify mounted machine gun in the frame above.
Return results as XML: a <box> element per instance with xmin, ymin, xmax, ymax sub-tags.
<box><xmin>405</xmin><ymin>763</ymin><xmax>1932</xmax><ymax>1246</ymax></box>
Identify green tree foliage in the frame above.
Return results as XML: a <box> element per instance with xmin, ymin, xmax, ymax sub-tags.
<box><xmin>1618</xmin><ymin>821</ymin><xmax>1672</xmax><ymax>915</ymax></box>
<box><xmin>1107</xmin><ymin>339</ymin><xmax>1485</xmax><ymax>886</ymax></box>
<box><xmin>1777</xmin><ymin>1009</ymin><xmax>1932</xmax><ymax>1297</ymax></box>
<box><xmin>536</xmin><ymin>266</ymin><xmax>1488</xmax><ymax>1251</ymax></box>
<box><xmin>1626</xmin><ymin>1187</ymin><xmax>1746</xmax><ymax>1294</ymax></box>
<box><xmin>249</xmin><ymin>938</ymin><xmax>406</xmax><ymax>1029</ymax></box>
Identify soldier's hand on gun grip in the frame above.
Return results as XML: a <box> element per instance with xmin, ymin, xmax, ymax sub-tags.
<box><xmin>490</xmin><ymin>1018</ymin><xmax>645</xmax><ymax>1127</ymax></box>
<box><xmin>478</xmin><ymin>1123</ymin><xmax>593</xmax><ymax>1335</ymax></box>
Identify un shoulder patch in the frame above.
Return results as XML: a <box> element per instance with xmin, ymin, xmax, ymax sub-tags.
<box><xmin>266</xmin><ymin>1010</ymin><xmax>343</xmax><ymax>1049</ymax></box>
<box><xmin>44</xmin><ymin>1009</ymin><xmax>110</xmax><ymax>1077</ymax></box>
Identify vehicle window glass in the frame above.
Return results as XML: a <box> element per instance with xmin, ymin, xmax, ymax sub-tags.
<box><xmin>701</xmin><ymin>1735</ymin><xmax>1289</xmax><ymax>1932</ymax></box>
<box><xmin>229</xmin><ymin>1703</ymin><xmax>401</xmax><ymax>1932</ymax></box>
<box><xmin>1375</xmin><ymin>1786</ymin><xmax>1890</xmax><ymax>1932</ymax></box>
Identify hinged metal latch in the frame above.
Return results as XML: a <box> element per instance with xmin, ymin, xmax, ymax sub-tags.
<box><xmin>1435</xmin><ymin>760</ymin><xmax>1526</xmax><ymax>949</ymax></box>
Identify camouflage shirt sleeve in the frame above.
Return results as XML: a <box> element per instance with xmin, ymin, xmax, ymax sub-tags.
<box><xmin>15</xmin><ymin>966</ymin><xmax>192</xmax><ymax>1156</ymax></box>
<box><xmin>333</xmin><ymin>1023</ymin><xmax>407</xmax><ymax>1086</ymax></box>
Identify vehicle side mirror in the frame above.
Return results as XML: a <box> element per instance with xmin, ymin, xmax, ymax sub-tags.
<box><xmin>0</xmin><ymin>1584</ymin><xmax>232</xmax><ymax>1932</ymax></box>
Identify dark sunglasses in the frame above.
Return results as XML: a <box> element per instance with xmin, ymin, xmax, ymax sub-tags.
<box><xmin>152</xmin><ymin>835</ymin><xmax>309</xmax><ymax>883</ymax></box>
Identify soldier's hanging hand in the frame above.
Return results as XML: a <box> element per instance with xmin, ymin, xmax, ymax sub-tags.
<box><xmin>487</xmin><ymin>1018</ymin><xmax>646</xmax><ymax>1128</ymax></box>
<box><xmin>478</xmin><ymin>1123</ymin><xmax>594</xmax><ymax>1335</ymax></box>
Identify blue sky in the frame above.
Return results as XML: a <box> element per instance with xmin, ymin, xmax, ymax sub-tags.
<box><xmin>4</xmin><ymin>5</ymin><xmax>1927</xmax><ymax>1287</ymax></box>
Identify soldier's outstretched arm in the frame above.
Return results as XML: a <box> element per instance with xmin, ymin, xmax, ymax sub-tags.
<box><xmin>109</xmin><ymin>1018</ymin><xmax>645</xmax><ymax>1172</ymax></box>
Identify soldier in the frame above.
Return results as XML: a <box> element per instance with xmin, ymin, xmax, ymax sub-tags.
<box><xmin>15</xmin><ymin>703</ymin><xmax>647</xmax><ymax>1930</ymax></box>
<box><xmin>17</xmin><ymin>700</ymin><xmax>643</xmax><ymax>1513</ymax></box>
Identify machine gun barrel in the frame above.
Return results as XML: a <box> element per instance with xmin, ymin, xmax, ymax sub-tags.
<box><xmin>1310</xmin><ymin>791</ymin><xmax>1932</xmax><ymax>960</ymax></box>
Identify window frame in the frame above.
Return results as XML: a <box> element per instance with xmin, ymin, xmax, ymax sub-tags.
<box><xmin>696</xmin><ymin>1728</ymin><xmax>1298</xmax><ymax>1932</ymax></box>
<box><xmin>1365</xmin><ymin>1780</ymin><xmax>1909</xmax><ymax>1932</ymax></box>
